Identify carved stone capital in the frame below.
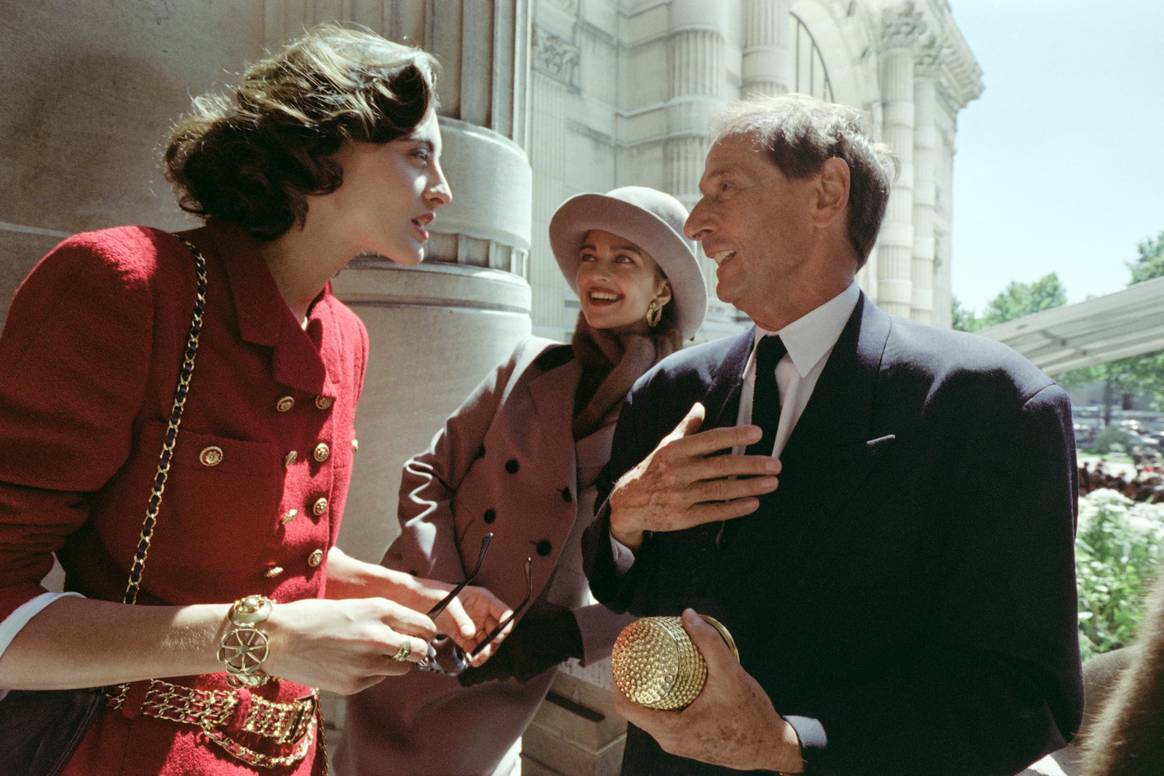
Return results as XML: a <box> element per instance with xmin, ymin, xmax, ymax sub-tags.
<box><xmin>915</xmin><ymin>35</ymin><xmax>944</xmax><ymax>77</ymax></box>
<box><xmin>532</xmin><ymin>25</ymin><xmax>580</xmax><ymax>87</ymax></box>
<box><xmin>880</xmin><ymin>2</ymin><xmax>927</xmax><ymax>52</ymax></box>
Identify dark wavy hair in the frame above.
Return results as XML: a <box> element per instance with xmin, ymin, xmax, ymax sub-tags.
<box><xmin>165</xmin><ymin>25</ymin><xmax>439</xmax><ymax>240</ymax></box>
<box><xmin>713</xmin><ymin>94</ymin><xmax>896</xmax><ymax>268</ymax></box>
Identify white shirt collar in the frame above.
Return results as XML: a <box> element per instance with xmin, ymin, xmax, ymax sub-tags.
<box><xmin>752</xmin><ymin>281</ymin><xmax>860</xmax><ymax>377</ymax></box>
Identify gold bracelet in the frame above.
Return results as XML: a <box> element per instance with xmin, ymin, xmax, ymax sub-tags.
<box><xmin>217</xmin><ymin>594</ymin><xmax>275</xmax><ymax>688</ymax></box>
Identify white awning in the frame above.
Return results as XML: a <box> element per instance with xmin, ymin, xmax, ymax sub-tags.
<box><xmin>977</xmin><ymin>276</ymin><xmax>1164</xmax><ymax>376</ymax></box>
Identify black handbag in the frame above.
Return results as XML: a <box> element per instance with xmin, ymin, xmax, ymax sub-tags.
<box><xmin>0</xmin><ymin>237</ymin><xmax>208</xmax><ymax>776</ymax></box>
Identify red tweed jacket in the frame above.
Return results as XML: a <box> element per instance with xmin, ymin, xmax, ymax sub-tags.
<box><xmin>0</xmin><ymin>224</ymin><xmax>368</xmax><ymax>775</ymax></box>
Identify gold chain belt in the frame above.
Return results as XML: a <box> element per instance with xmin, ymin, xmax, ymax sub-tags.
<box><xmin>134</xmin><ymin>678</ymin><xmax>317</xmax><ymax>769</ymax></box>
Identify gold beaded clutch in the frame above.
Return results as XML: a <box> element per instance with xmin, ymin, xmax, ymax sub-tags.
<box><xmin>611</xmin><ymin>615</ymin><xmax>740</xmax><ymax>710</ymax></box>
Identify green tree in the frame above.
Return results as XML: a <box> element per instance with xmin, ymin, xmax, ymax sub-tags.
<box><xmin>951</xmin><ymin>296</ymin><xmax>980</xmax><ymax>332</ymax></box>
<box><xmin>979</xmin><ymin>273</ymin><xmax>1067</xmax><ymax>328</ymax></box>
<box><xmin>1129</xmin><ymin>230</ymin><xmax>1164</xmax><ymax>284</ymax></box>
<box><xmin>1060</xmin><ymin>232</ymin><xmax>1164</xmax><ymax>419</ymax></box>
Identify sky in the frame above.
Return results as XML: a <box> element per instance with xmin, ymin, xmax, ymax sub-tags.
<box><xmin>948</xmin><ymin>0</ymin><xmax>1164</xmax><ymax>313</ymax></box>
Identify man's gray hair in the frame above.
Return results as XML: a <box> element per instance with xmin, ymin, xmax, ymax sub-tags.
<box><xmin>712</xmin><ymin>94</ymin><xmax>896</xmax><ymax>267</ymax></box>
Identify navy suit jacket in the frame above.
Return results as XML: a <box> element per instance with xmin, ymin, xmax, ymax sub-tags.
<box><xmin>583</xmin><ymin>294</ymin><xmax>1084</xmax><ymax>775</ymax></box>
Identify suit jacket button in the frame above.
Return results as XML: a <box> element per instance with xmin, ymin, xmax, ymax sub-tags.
<box><xmin>561</xmin><ymin>487</ymin><xmax>572</xmax><ymax>503</ymax></box>
<box><xmin>483</xmin><ymin>508</ymin><xmax>496</xmax><ymax>524</ymax></box>
<box><xmin>307</xmin><ymin>549</ymin><xmax>324</xmax><ymax>567</ymax></box>
<box><xmin>284</xmin><ymin>450</ymin><xmax>298</xmax><ymax>468</ymax></box>
<box><xmin>315</xmin><ymin>395</ymin><xmax>333</xmax><ymax>411</ymax></box>
<box><xmin>505</xmin><ymin>459</ymin><xmax>519</xmax><ymax>474</ymax></box>
<box><xmin>312</xmin><ymin>497</ymin><xmax>329</xmax><ymax>517</ymax></box>
<box><xmin>281</xmin><ymin>508</ymin><xmax>298</xmax><ymax>525</ymax></box>
<box><xmin>536</xmin><ymin>540</ymin><xmax>552</xmax><ymax>557</ymax></box>
<box><xmin>198</xmin><ymin>446</ymin><xmax>223</xmax><ymax>467</ymax></box>
<box><xmin>276</xmin><ymin>396</ymin><xmax>296</xmax><ymax>413</ymax></box>
<box><xmin>264</xmin><ymin>565</ymin><xmax>284</xmax><ymax>578</ymax></box>
<box><xmin>313</xmin><ymin>442</ymin><xmax>331</xmax><ymax>463</ymax></box>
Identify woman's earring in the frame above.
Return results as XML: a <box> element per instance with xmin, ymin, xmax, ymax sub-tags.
<box><xmin>645</xmin><ymin>299</ymin><xmax>662</xmax><ymax>328</ymax></box>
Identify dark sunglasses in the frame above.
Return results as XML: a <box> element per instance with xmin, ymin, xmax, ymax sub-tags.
<box><xmin>417</xmin><ymin>533</ymin><xmax>534</xmax><ymax>676</ymax></box>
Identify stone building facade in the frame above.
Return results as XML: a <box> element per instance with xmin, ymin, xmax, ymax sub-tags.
<box><xmin>527</xmin><ymin>0</ymin><xmax>982</xmax><ymax>344</ymax></box>
<box><xmin>0</xmin><ymin>1</ymin><xmax>979</xmax><ymax>773</ymax></box>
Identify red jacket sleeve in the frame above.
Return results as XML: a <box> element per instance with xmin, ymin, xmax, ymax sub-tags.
<box><xmin>0</xmin><ymin>230</ymin><xmax>154</xmax><ymax>620</ymax></box>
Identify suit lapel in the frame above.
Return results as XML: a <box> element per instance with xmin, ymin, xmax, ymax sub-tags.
<box><xmin>700</xmin><ymin>328</ymin><xmax>755</xmax><ymax>432</ymax></box>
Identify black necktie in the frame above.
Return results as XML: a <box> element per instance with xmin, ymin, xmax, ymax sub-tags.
<box><xmin>746</xmin><ymin>335</ymin><xmax>786</xmax><ymax>458</ymax></box>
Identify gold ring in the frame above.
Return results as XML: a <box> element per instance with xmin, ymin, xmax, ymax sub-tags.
<box><xmin>390</xmin><ymin>643</ymin><xmax>411</xmax><ymax>662</ymax></box>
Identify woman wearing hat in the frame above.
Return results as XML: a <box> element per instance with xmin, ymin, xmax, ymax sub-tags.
<box><xmin>337</xmin><ymin>186</ymin><xmax>707</xmax><ymax>776</ymax></box>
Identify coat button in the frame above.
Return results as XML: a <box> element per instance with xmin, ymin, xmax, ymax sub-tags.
<box><xmin>483</xmin><ymin>508</ymin><xmax>496</xmax><ymax>524</ymax></box>
<box><xmin>281</xmin><ymin>508</ymin><xmax>298</xmax><ymax>525</ymax></box>
<box><xmin>561</xmin><ymin>487</ymin><xmax>572</xmax><ymax>503</ymax></box>
<box><xmin>505</xmin><ymin>459</ymin><xmax>520</xmax><ymax>474</ymax></box>
<box><xmin>313</xmin><ymin>442</ymin><xmax>330</xmax><ymax>463</ymax></box>
<box><xmin>307</xmin><ymin>549</ymin><xmax>324</xmax><ymax>567</ymax></box>
<box><xmin>315</xmin><ymin>395</ymin><xmax>334</xmax><ymax>411</ymax></box>
<box><xmin>198</xmin><ymin>446</ymin><xmax>224</xmax><ymax>467</ymax></box>
<box><xmin>284</xmin><ymin>450</ymin><xmax>298</xmax><ymax>468</ymax></box>
<box><xmin>276</xmin><ymin>396</ymin><xmax>296</xmax><ymax>413</ymax></box>
<box><xmin>535</xmin><ymin>540</ymin><xmax>552</xmax><ymax>557</ymax></box>
<box><xmin>263</xmin><ymin>565</ymin><xmax>284</xmax><ymax>578</ymax></box>
<box><xmin>312</xmin><ymin>497</ymin><xmax>329</xmax><ymax>517</ymax></box>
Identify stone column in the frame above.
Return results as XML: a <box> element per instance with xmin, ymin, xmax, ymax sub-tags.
<box><xmin>663</xmin><ymin>0</ymin><xmax>733</xmax><ymax>338</ymax></box>
<box><xmin>911</xmin><ymin>39</ymin><xmax>941</xmax><ymax>325</ymax></box>
<box><xmin>262</xmin><ymin>1</ymin><xmax>535</xmax><ymax>563</ymax></box>
<box><xmin>876</xmin><ymin>2</ymin><xmax>925</xmax><ymax>318</ymax></box>
<box><xmin>742</xmin><ymin>0</ymin><xmax>795</xmax><ymax>97</ymax></box>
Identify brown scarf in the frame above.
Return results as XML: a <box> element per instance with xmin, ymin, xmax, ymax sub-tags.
<box><xmin>571</xmin><ymin>312</ymin><xmax>682</xmax><ymax>439</ymax></box>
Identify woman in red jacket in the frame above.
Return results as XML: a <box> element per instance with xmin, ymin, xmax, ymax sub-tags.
<box><xmin>0</xmin><ymin>25</ymin><xmax>508</xmax><ymax>775</ymax></box>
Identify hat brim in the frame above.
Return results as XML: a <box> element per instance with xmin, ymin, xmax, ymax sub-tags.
<box><xmin>548</xmin><ymin>193</ymin><xmax>707</xmax><ymax>339</ymax></box>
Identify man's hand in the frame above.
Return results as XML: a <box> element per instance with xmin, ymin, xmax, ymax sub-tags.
<box><xmin>609</xmin><ymin>402</ymin><xmax>782</xmax><ymax>550</ymax></box>
<box><xmin>612</xmin><ymin>609</ymin><xmax>804</xmax><ymax>773</ymax></box>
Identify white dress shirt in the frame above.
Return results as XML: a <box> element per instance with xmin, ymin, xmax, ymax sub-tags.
<box><xmin>610</xmin><ymin>281</ymin><xmax>860</xmax><ymax>564</ymax></box>
<box><xmin>736</xmin><ymin>280</ymin><xmax>861</xmax><ymax>458</ymax></box>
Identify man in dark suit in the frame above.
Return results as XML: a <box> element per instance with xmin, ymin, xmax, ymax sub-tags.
<box><xmin>582</xmin><ymin>94</ymin><xmax>1083</xmax><ymax>775</ymax></box>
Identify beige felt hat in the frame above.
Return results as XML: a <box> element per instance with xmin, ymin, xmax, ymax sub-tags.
<box><xmin>549</xmin><ymin>186</ymin><xmax>708</xmax><ymax>340</ymax></box>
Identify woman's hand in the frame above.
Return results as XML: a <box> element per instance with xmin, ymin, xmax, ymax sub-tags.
<box><xmin>398</xmin><ymin>577</ymin><xmax>515</xmax><ymax>666</ymax></box>
<box><xmin>321</xmin><ymin>547</ymin><xmax>514</xmax><ymax>666</ymax></box>
<box><xmin>263</xmin><ymin>597</ymin><xmax>436</xmax><ymax>695</ymax></box>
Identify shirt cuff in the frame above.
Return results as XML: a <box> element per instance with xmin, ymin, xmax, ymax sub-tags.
<box><xmin>784</xmin><ymin>714</ymin><xmax>826</xmax><ymax>768</ymax></box>
<box><xmin>609</xmin><ymin>530</ymin><xmax>636</xmax><ymax>576</ymax></box>
<box><xmin>0</xmin><ymin>591</ymin><xmax>84</xmax><ymax>695</ymax></box>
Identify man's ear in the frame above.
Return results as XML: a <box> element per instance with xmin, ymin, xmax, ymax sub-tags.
<box><xmin>813</xmin><ymin>157</ymin><xmax>850</xmax><ymax>227</ymax></box>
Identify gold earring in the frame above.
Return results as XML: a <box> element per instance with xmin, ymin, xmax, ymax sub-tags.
<box><xmin>645</xmin><ymin>299</ymin><xmax>662</xmax><ymax>328</ymax></box>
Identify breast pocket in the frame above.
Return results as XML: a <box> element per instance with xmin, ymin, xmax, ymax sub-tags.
<box><xmin>136</xmin><ymin>420</ymin><xmax>282</xmax><ymax>595</ymax></box>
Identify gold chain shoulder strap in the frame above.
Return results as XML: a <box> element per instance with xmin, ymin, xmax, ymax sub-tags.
<box><xmin>109</xmin><ymin>236</ymin><xmax>208</xmax><ymax>709</ymax></box>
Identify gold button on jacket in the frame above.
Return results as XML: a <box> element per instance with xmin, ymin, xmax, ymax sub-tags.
<box><xmin>199</xmin><ymin>446</ymin><xmax>224</xmax><ymax>467</ymax></box>
<box><xmin>275</xmin><ymin>396</ymin><xmax>295</xmax><ymax>413</ymax></box>
<box><xmin>307</xmin><ymin>549</ymin><xmax>324</xmax><ymax>567</ymax></box>
<box><xmin>313</xmin><ymin>442</ymin><xmax>330</xmax><ymax>463</ymax></box>
<box><xmin>283</xmin><ymin>450</ymin><xmax>298</xmax><ymax>468</ymax></box>
<box><xmin>315</xmin><ymin>395</ymin><xmax>333</xmax><ymax>411</ymax></box>
<box><xmin>312</xmin><ymin>497</ymin><xmax>328</xmax><ymax>517</ymax></box>
<box><xmin>281</xmin><ymin>508</ymin><xmax>298</xmax><ymax>525</ymax></box>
